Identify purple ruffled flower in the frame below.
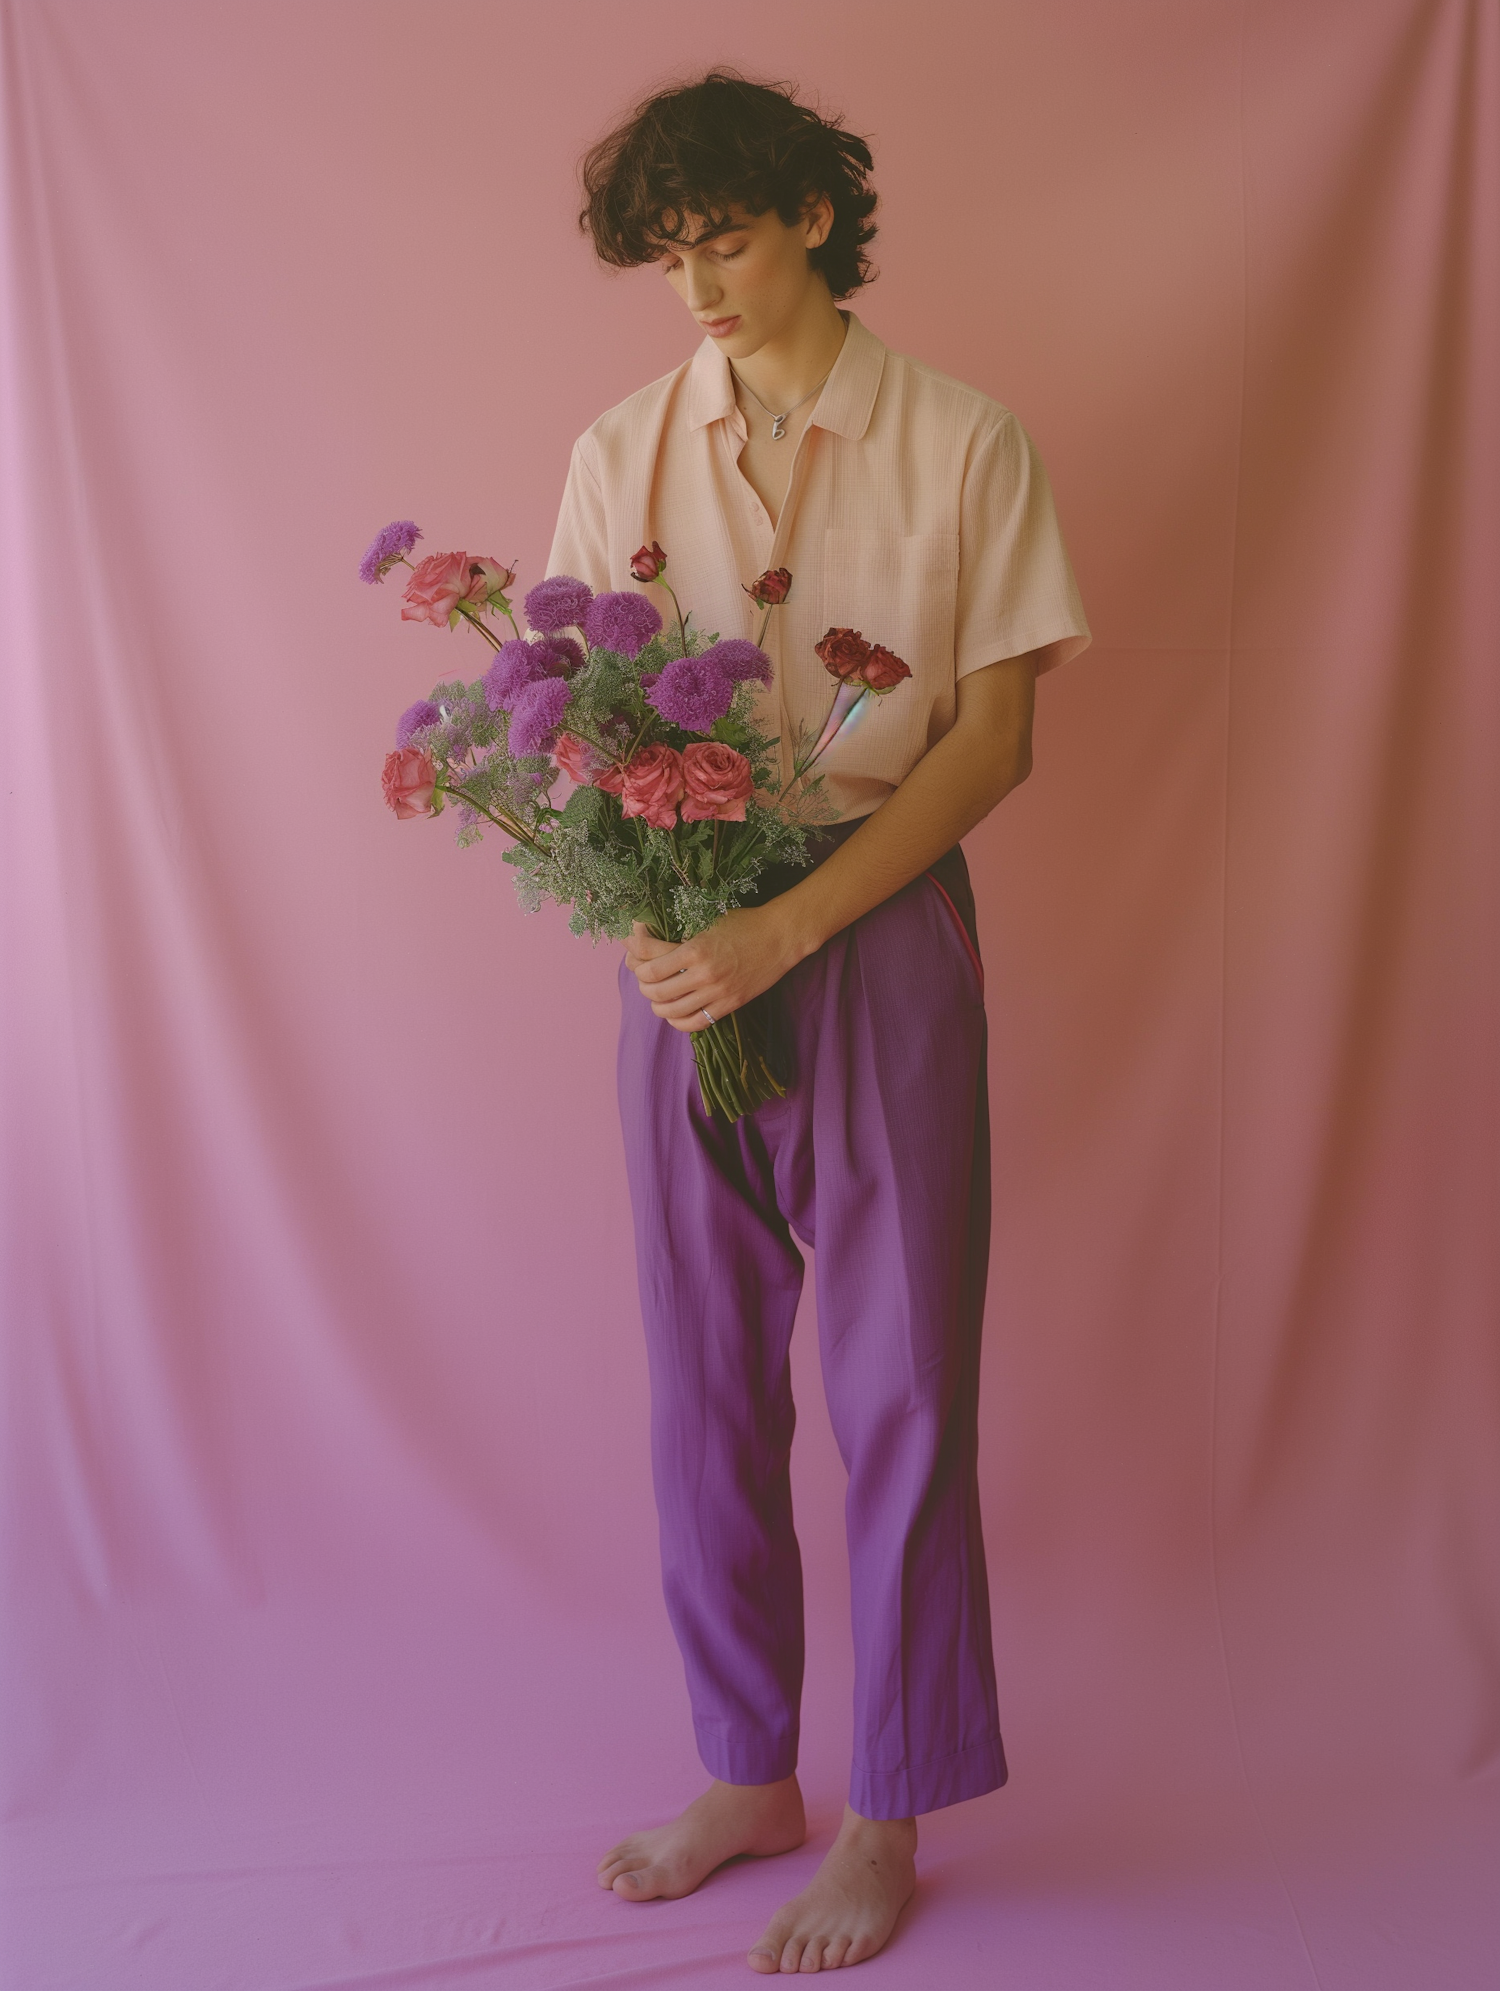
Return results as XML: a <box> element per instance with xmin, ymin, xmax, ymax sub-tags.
<box><xmin>481</xmin><ymin>639</ymin><xmax>549</xmax><ymax>712</ymax></box>
<box><xmin>699</xmin><ymin>638</ymin><xmax>772</xmax><ymax>685</ymax></box>
<box><xmin>583</xmin><ymin>590</ymin><xmax>663</xmax><ymax>660</ymax></box>
<box><xmin>524</xmin><ymin>574</ymin><xmax>594</xmax><ymax>635</ymax></box>
<box><xmin>508</xmin><ymin>675</ymin><xmax>571</xmax><ymax>756</ymax></box>
<box><xmin>531</xmin><ymin>634</ymin><xmax>585</xmax><ymax>677</ymax></box>
<box><xmin>359</xmin><ymin>519</ymin><xmax>422</xmax><ymax>584</ymax></box>
<box><xmin>646</xmin><ymin>655</ymin><xmax>735</xmax><ymax>734</ymax></box>
<box><xmin>395</xmin><ymin>698</ymin><xmax>442</xmax><ymax>746</ymax></box>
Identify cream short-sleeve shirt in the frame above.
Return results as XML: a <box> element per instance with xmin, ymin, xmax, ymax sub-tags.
<box><xmin>547</xmin><ymin>311</ymin><xmax>1090</xmax><ymax>821</ymax></box>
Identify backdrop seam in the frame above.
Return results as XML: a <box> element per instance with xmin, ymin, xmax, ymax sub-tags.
<box><xmin>1204</xmin><ymin>7</ymin><xmax>1326</xmax><ymax>1984</ymax></box>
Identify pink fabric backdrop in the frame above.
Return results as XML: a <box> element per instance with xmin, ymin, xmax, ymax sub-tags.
<box><xmin>3</xmin><ymin>1</ymin><xmax>1497</xmax><ymax>1985</ymax></box>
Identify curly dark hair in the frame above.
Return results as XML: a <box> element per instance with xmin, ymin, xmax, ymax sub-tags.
<box><xmin>579</xmin><ymin>70</ymin><xmax>878</xmax><ymax>300</ymax></box>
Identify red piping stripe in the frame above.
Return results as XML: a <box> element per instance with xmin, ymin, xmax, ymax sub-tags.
<box><xmin>925</xmin><ymin>872</ymin><xmax>985</xmax><ymax>996</ymax></box>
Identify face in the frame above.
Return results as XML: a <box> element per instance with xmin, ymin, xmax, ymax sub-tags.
<box><xmin>656</xmin><ymin>199</ymin><xmax>834</xmax><ymax>357</ymax></box>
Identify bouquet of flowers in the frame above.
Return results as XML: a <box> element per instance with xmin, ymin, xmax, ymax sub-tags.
<box><xmin>364</xmin><ymin>520</ymin><xmax>909</xmax><ymax>1122</ymax></box>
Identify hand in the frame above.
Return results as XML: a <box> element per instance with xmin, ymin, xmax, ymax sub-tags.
<box><xmin>625</xmin><ymin>904</ymin><xmax>809</xmax><ymax>1033</ymax></box>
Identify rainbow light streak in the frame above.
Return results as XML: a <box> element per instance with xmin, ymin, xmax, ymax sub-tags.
<box><xmin>809</xmin><ymin>683</ymin><xmax>870</xmax><ymax>761</ymax></box>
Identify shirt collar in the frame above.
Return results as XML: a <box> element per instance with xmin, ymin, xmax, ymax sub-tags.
<box><xmin>685</xmin><ymin>310</ymin><xmax>885</xmax><ymax>441</ymax></box>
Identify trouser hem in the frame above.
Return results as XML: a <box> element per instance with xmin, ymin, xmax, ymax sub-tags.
<box><xmin>696</xmin><ymin>1723</ymin><xmax>800</xmax><ymax>1787</ymax></box>
<box><xmin>850</xmin><ymin>1737</ymin><xmax>1007</xmax><ymax>1820</ymax></box>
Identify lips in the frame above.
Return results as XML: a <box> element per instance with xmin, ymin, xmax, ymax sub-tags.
<box><xmin>699</xmin><ymin>314</ymin><xmax>741</xmax><ymax>337</ymax></box>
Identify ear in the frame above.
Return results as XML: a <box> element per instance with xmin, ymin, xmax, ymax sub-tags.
<box><xmin>802</xmin><ymin>193</ymin><xmax>834</xmax><ymax>251</ymax></box>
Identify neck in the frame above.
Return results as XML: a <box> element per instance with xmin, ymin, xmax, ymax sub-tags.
<box><xmin>731</xmin><ymin>290</ymin><xmax>848</xmax><ymax>411</ymax></box>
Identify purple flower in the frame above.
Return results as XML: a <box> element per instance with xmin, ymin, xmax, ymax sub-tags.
<box><xmin>359</xmin><ymin>519</ymin><xmax>421</xmax><ymax>584</ymax></box>
<box><xmin>481</xmin><ymin>638</ymin><xmax>549</xmax><ymax>712</ymax></box>
<box><xmin>531</xmin><ymin>634</ymin><xmax>585</xmax><ymax>676</ymax></box>
<box><xmin>395</xmin><ymin>698</ymin><xmax>441</xmax><ymax>746</ymax></box>
<box><xmin>699</xmin><ymin>638</ymin><xmax>772</xmax><ymax>685</ymax></box>
<box><xmin>508</xmin><ymin>675</ymin><xmax>571</xmax><ymax>756</ymax></box>
<box><xmin>583</xmin><ymin>590</ymin><xmax>663</xmax><ymax>660</ymax></box>
<box><xmin>524</xmin><ymin>574</ymin><xmax>594</xmax><ymax>634</ymax></box>
<box><xmin>647</xmin><ymin>655</ymin><xmax>735</xmax><ymax>734</ymax></box>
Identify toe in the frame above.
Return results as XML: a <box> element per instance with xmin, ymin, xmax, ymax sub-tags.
<box><xmin>613</xmin><ymin>1865</ymin><xmax>660</xmax><ymax>1900</ymax></box>
<box><xmin>822</xmin><ymin>1938</ymin><xmax>851</xmax><ymax>1968</ymax></box>
<box><xmin>779</xmin><ymin>1940</ymin><xmax>805</xmax><ymax>1972</ymax></box>
<box><xmin>747</xmin><ymin>1946</ymin><xmax>781</xmax><ymax>1976</ymax></box>
<box><xmin>798</xmin><ymin>1939</ymin><xmax>824</xmax><ymax>1971</ymax></box>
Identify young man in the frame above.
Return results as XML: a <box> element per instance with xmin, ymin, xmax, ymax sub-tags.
<box><xmin>547</xmin><ymin>72</ymin><xmax>1089</xmax><ymax>1974</ymax></box>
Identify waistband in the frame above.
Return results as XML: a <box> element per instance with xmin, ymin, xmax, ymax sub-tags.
<box><xmin>748</xmin><ymin>816</ymin><xmax>980</xmax><ymax>958</ymax></box>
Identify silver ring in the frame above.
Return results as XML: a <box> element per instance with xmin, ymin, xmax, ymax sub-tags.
<box><xmin>701</xmin><ymin>1007</ymin><xmax>714</xmax><ymax>1026</ymax></box>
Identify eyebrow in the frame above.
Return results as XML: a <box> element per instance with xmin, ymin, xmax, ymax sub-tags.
<box><xmin>657</xmin><ymin>219</ymin><xmax>750</xmax><ymax>256</ymax></box>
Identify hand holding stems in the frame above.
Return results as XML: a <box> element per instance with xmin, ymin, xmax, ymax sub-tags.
<box><xmin>627</xmin><ymin>681</ymin><xmax>872</xmax><ymax>1035</ymax></box>
<box><xmin>627</xmin><ymin>902</ymin><xmax>804</xmax><ymax>1037</ymax></box>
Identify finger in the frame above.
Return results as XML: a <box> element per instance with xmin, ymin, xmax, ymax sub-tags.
<box><xmin>665</xmin><ymin>1012</ymin><xmax>718</xmax><ymax>1034</ymax></box>
<box><xmin>653</xmin><ymin>992</ymin><xmax>739</xmax><ymax>1026</ymax></box>
<box><xmin>635</xmin><ymin>950</ymin><xmax>700</xmax><ymax>989</ymax></box>
<box><xmin>630</xmin><ymin>938</ymin><xmax>681</xmax><ymax>969</ymax></box>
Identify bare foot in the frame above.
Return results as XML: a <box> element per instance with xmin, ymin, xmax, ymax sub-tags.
<box><xmin>747</xmin><ymin>1805</ymin><xmax>916</xmax><ymax>1972</ymax></box>
<box><xmin>598</xmin><ymin>1776</ymin><xmax>807</xmax><ymax>1901</ymax></box>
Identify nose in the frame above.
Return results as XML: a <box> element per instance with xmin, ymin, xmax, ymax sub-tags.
<box><xmin>683</xmin><ymin>258</ymin><xmax>722</xmax><ymax>313</ymax></box>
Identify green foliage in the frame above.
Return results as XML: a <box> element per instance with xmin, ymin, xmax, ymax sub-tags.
<box><xmin>405</xmin><ymin>612</ymin><xmax>821</xmax><ymax>943</ymax></box>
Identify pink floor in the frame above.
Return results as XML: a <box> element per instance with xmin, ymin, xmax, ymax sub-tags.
<box><xmin>8</xmin><ymin>1575</ymin><xmax>1497</xmax><ymax>1989</ymax></box>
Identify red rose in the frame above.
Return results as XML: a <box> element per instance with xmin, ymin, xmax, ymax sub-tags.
<box><xmin>630</xmin><ymin>541</ymin><xmax>668</xmax><ymax>582</ymax></box>
<box><xmin>382</xmin><ymin>747</ymin><xmax>438</xmax><ymax>818</ymax></box>
<box><xmin>680</xmin><ymin>741</ymin><xmax>754</xmax><ymax>822</ymax></box>
<box><xmin>744</xmin><ymin>566</ymin><xmax>793</xmax><ymax>608</ymax></box>
<box><xmin>619</xmin><ymin>743</ymin><xmax>685</xmax><ymax>829</ymax></box>
<box><xmin>814</xmin><ymin>626</ymin><xmax>873</xmax><ymax>681</ymax></box>
<box><xmin>861</xmin><ymin>643</ymin><xmax>911</xmax><ymax>692</ymax></box>
<box><xmin>401</xmin><ymin>551</ymin><xmax>472</xmax><ymax>628</ymax></box>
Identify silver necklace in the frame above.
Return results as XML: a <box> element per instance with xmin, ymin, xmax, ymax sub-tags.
<box><xmin>731</xmin><ymin>366</ymin><xmax>832</xmax><ymax>441</ymax></box>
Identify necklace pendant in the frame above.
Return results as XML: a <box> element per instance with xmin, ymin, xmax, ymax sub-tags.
<box><xmin>771</xmin><ymin>414</ymin><xmax>788</xmax><ymax>441</ymax></box>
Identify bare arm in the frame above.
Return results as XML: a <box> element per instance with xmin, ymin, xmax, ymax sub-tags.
<box><xmin>627</xmin><ymin>653</ymin><xmax>1037</xmax><ymax>1031</ymax></box>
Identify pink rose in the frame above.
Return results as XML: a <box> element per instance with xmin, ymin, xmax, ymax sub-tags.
<box><xmin>619</xmin><ymin>743</ymin><xmax>685</xmax><ymax>829</ymax></box>
<box><xmin>466</xmin><ymin>555</ymin><xmax>516</xmax><ymax>605</ymax></box>
<box><xmin>629</xmin><ymin>540</ymin><xmax>668</xmax><ymax>582</ymax></box>
<box><xmin>401</xmin><ymin>550</ymin><xmax>472</xmax><ymax>628</ymax></box>
<box><xmin>552</xmin><ymin>731</ymin><xmax>604</xmax><ymax>785</ymax></box>
<box><xmin>680</xmin><ymin>741</ymin><xmax>754</xmax><ymax>822</ymax></box>
<box><xmin>595</xmin><ymin>760</ymin><xmax>627</xmax><ymax>795</ymax></box>
<box><xmin>382</xmin><ymin>746</ymin><xmax>438</xmax><ymax>818</ymax></box>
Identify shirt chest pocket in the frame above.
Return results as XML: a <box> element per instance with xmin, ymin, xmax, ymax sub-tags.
<box><xmin>820</xmin><ymin>529</ymin><xmax>960</xmax><ymax>689</ymax></box>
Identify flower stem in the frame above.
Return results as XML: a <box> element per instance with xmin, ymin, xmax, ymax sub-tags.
<box><xmin>660</xmin><ymin>578</ymin><xmax>689</xmax><ymax>656</ymax></box>
<box><xmin>437</xmin><ymin>782</ymin><xmax>539</xmax><ymax>849</ymax></box>
<box><xmin>778</xmin><ymin>685</ymin><xmax>869</xmax><ymax>799</ymax></box>
<box><xmin>457</xmin><ymin>606</ymin><xmax>503</xmax><ymax>650</ymax></box>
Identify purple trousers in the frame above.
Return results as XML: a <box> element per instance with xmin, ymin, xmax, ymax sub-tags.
<box><xmin>616</xmin><ymin>832</ymin><xmax>1006</xmax><ymax>1819</ymax></box>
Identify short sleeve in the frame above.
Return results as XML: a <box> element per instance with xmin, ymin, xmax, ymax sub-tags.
<box><xmin>545</xmin><ymin>435</ymin><xmax>612</xmax><ymax>594</ymax></box>
<box><xmin>954</xmin><ymin>413</ymin><xmax>1090</xmax><ymax>678</ymax></box>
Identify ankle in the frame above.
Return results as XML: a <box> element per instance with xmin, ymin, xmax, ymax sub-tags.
<box><xmin>839</xmin><ymin>1805</ymin><xmax>917</xmax><ymax>1848</ymax></box>
<box><xmin>712</xmin><ymin>1774</ymin><xmax>803</xmax><ymax>1808</ymax></box>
